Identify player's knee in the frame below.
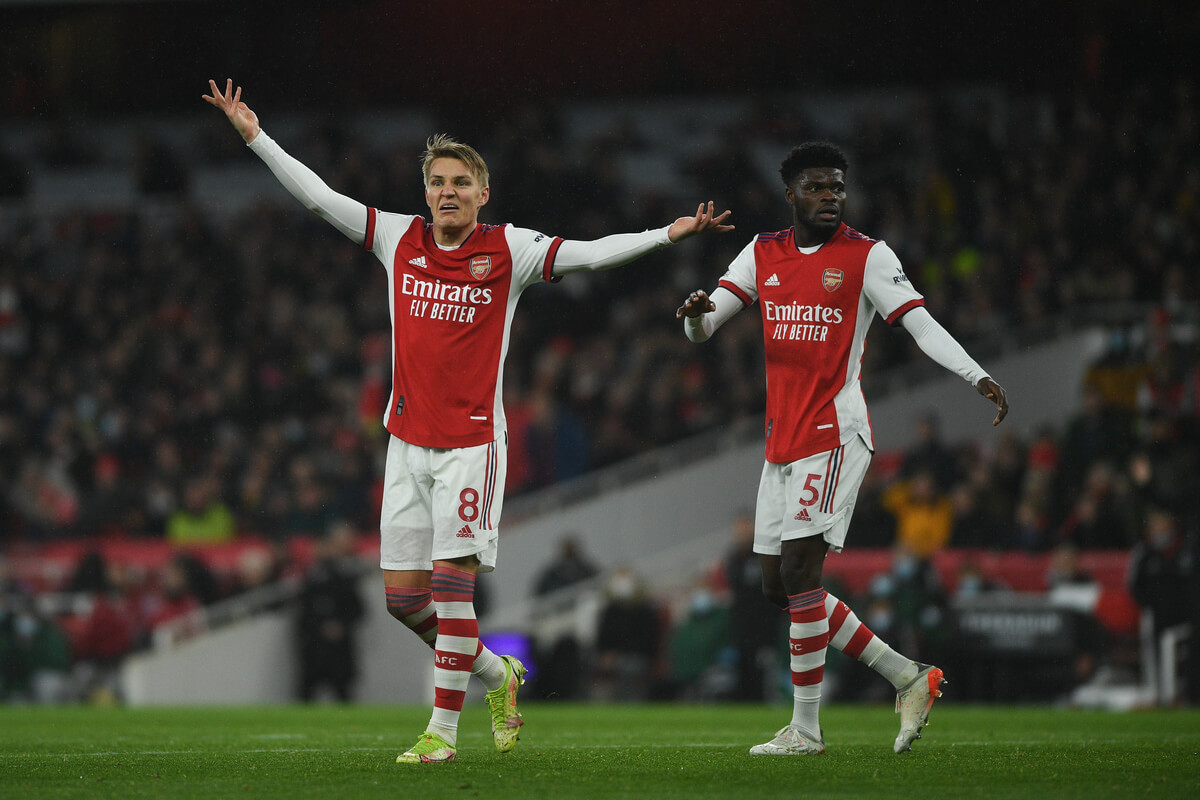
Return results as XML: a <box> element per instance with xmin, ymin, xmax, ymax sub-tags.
<box><xmin>779</xmin><ymin>542</ymin><xmax>827</xmax><ymax>594</ymax></box>
<box><xmin>762</xmin><ymin>582</ymin><xmax>788</xmax><ymax>610</ymax></box>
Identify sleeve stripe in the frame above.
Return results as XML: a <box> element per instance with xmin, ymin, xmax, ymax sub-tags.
<box><xmin>718</xmin><ymin>279</ymin><xmax>754</xmax><ymax>307</ymax></box>
<box><xmin>363</xmin><ymin>206</ymin><xmax>377</xmax><ymax>251</ymax></box>
<box><xmin>885</xmin><ymin>298</ymin><xmax>924</xmax><ymax>326</ymax></box>
<box><xmin>542</xmin><ymin>236</ymin><xmax>565</xmax><ymax>283</ymax></box>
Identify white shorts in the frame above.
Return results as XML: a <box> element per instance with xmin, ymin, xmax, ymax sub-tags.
<box><xmin>753</xmin><ymin>435</ymin><xmax>872</xmax><ymax>556</ymax></box>
<box><xmin>379</xmin><ymin>435</ymin><xmax>506</xmax><ymax>573</ymax></box>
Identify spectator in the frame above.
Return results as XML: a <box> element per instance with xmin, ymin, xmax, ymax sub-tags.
<box><xmin>295</xmin><ymin>523</ymin><xmax>366</xmax><ymax>702</ymax></box>
<box><xmin>1057</xmin><ymin>386</ymin><xmax>1135</xmax><ymax>502</ymax></box>
<box><xmin>533</xmin><ymin>534</ymin><xmax>600</xmax><ymax>597</ymax></box>
<box><xmin>0</xmin><ymin>598</ymin><xmax>72</xmax><ymax>703</ymax></box>
<box><xmin>592</xmin><ymin>565</ymin><xmax>662</xmax><ymax>702</ymax></box>
<box><xmin>721</xmin><ymin>512</ymin><xmax>783</xmax><ymax>702</ymax></box>
<box><xmin>667</xmin><ymin>585</ymin><xmax>732</xmax><ymax>700</ymax></box>
<box><xmin>1055</xmin><ymin>462</ymin><xmax>1137</xmax><ymax>549</ymax></box>
<box><xmin>166</xmin><ymin>475</ymin><xmax>236</xmax><ymax>545</ymax></box>
<box><xmin>1128</xmin><ymin>509</ymin><xmax>1198</xmax><ymax>701</ymax></box>
<box><xmin>143</xmin><ymin>557</ymin><xmax>203</xmax><ymax>632</ymax></box>
<box><xmin>901</xmin><ymin>412</ymin><xmax>958</xmax><ymax>492</ymax></box>
<box><xmin>881</xmin><ymin>470</ymin><xmax>955</xmax><ymax>560</ymax></box>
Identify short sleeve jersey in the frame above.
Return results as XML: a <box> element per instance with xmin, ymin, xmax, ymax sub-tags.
<box><xmin>717</xmin><ymin>223</ymin><xmax>923</xmax><ymax>463</ymax></box>
<box><xmin>365</xmin><ymin>209</ymin><xmax>563</xmax><ymax>449</ymax></box>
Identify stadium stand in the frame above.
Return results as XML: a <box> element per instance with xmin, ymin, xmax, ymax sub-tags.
<box><xmin>1</xmin><ymin>79</ymin><xmax>1197</xmax><ymax>705</ymax></box>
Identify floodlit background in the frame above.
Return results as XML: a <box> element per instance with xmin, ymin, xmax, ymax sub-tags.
<box><xmin>1</xmin><ymin>1</ymin><xmax>1196</xmax><ymax>710</ymax></box>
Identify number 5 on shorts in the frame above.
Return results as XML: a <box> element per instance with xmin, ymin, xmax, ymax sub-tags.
<box><xmin>798</xmin><ymin>473</ymin><xmax>821</xmax><ymax>507</ymax></box>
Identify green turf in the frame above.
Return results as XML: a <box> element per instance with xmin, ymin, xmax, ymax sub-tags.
<box><xmin>1</xmin><ymin>703</ymin><xmax>1197</xmax><ymax>799</ymax></box>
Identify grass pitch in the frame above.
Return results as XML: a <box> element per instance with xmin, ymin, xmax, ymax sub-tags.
<box><xmin>2</xmin><ymin>703</ymin><xmax>1197</xmax><ymax>799</ymax></box>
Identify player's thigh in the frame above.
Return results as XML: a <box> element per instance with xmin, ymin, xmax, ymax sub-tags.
<box><xmin>379</xmin><ymin>436</ymin><xmax>436</xmax><ymax>571</ymax></box>
<box><xmin>429</xmin><ymin>437</ymin><xmax>507</xmax><ymax>572</ymax></box>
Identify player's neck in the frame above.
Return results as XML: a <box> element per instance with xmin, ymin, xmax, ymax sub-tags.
<box><xmin>793</xmin><ymin>223</ymin><xmax>835</xmax><ymax>249</ymax></box>
<box><xmin>433</xmin><ymin>221</ymin><xmax>477</xmax><ymax>248</ymax></box>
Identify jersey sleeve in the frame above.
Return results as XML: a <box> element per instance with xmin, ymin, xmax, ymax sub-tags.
<box><xmin>715</xmin><ymin>240</ymin><xmax>759</xmax><ymax>307</ymax></box>
<box><xmin>247</xmin><ymin>131</ymin><xmax>370</xmax><ymax>245</ymax></box>
<box><xmin>862</xmin><ymin>241</ymin><xmax>924</xmax><ymax>326</ymax></box>
<box><xmin>505</xmin><ymin>225</ymin><xmax>564</xmax><ymax>289</ymax></box>
<box><xmin>549</xmin><ymin>226</ymin><xmax>673</xmax><ymax>278</ymax></box>
<box><xmin>683</xmin><ymin>285</ymin><xmax>745</xmax><ymax>342</ymax></box>
<box><xmin>365</xmin><ymin>210</ymin><xmax>421</xmax><ymax>269</ymax></box>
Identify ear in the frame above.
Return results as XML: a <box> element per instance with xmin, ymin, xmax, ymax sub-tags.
<box><xmin>478</xmin><ymin>185</ymin><xmax>490</xmax><ymax>207</ymax></box>
<box><xmin>784</xmin><ymin>187</ymin><xmax>795</xmax><ymax>204</ymax></box>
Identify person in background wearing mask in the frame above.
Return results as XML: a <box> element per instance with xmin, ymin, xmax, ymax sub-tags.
<box><xmin>592</xmin><ymin>566</ymin><xmax>663</xmax><ymax>702</ymax></box>
<box><xmin>667</xmin><ymin>584</ymin><xmax>733</xmax><ymax>700</ymax></box>
<box><xmin>0</xmin><ymin>598</ymin><xmax>72</xmax><ymax>703</ymax></box>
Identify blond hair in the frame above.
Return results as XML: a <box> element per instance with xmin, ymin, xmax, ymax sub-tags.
<box><xmin>421</xmin><ymin>133</ymin><xmax>489</xmax><ymax>188</ymax></box>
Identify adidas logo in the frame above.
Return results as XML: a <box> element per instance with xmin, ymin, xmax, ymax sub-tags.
<box><xmin>456</xmin><ymin>525</ymin><xmax>474</xmax><ymax>538</ymax></box>
<box><xmin>408</xmin><ymin>256</ymin><xmax>428</xmax><ymax>268</ymax></box>
<box><xmin>794</xmin><ymin>508</ymin><xmax>812</xmax><ymax>522</ymax></box>
<box><xmin>765</xmin><ymin>273</ymin><xmax>780</xmax><ymax>286</ymax></box>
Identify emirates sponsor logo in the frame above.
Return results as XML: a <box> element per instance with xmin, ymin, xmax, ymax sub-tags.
<box><xmin>401</xmin><ymin>273</ymin><xmax>494</xmax><ymax>305</ymax></box>
<box><xmin>822</xmin><ymin>268</ymin><xmax>844</xmax><ymax>292</ymax></box>
<box><xmin>469</xmin><ymin>255</ymin><xmax>492</xmax><ymax>280</ymax></box>
<box><xmin>763</xmin><ymin>301</ymin><xmax>844</xmax><ymax>324</ymax></box>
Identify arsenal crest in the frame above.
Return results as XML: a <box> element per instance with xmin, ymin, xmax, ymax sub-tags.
<box><xmin>821</xmin><ymin>268</ymin><xmax>844</xmax><ymax>292</ymax></box>
<box><xmin>469</xmin><ymin>255</ymin><xmax>492</xmax><ymax>280</ymax></box>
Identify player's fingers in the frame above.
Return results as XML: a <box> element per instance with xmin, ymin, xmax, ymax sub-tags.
<box><xmin>233</xmin><ymin>85</ymin><xmax>242</xmax><ymax>107</ymax></box>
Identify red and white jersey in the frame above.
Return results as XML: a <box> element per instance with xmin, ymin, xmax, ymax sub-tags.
<box><xmin>365</xmin><ymin>210</ymin><xmax>563</xmax><ymax>449</ymax></box>
<box><xmin>718</xmin><ymin>223</ymin><xmax>924</xmax><ymax>463</ymax></box>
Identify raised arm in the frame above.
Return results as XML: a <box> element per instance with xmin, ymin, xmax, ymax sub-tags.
<box><xmin>552</xmin><ymin>202</ymin><xmax>733</xmax><ymax>276</ymax></box>
<box><xmin>202</xmin><ymin>79</ymin><xmax>368</xmax><ymax>244</ymax></box>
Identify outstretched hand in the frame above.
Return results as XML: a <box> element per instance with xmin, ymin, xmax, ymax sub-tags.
<box><xmin>676</xmin><ymin>289</ymin><xmax>716</xmax><ymax>319</ymax></box>
<box><xmin>667</xmin><ymin>202</ymin><xmax>734</xmax><ymax>243</ymax></box>
<box><xmin>977</xmin><ymin>377</ymin><xmax>1009</xmax><ymax>426</ymax></box>
<box><xmin>202</xmin><ymin>78</ymin><xmax>261</xmax><ymax>144</ymax></box>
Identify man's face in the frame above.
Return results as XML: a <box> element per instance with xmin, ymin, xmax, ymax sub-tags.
<box><xmin>786</xmin><ymin>167</ymin><xmax>846</xmax><ymax>241</ymax></box>
<box><xmin>424</xmin><ymin>157</ymin><xmax>489</xmax><ymax>231</ymax></box>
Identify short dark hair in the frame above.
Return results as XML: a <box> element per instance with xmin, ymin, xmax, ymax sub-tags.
<box><xmin>779</xmin><ymin>142</ymin><xmax>849</xmax><ymax>186</ymax></box>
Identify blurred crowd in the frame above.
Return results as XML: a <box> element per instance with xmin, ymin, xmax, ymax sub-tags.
<box><xmin>2</xmin><ymin>79</ymin><xmax>1196</xmax><ymax>547</ymax></box>
<box><xmin>2</xmin><ymin>80</ymin><xmax>1199</xmax><ymax>703</ymax></box>
<box><xmin>529</xmin><ymin>499</ymin><xmax>1196</xmax><ymax>707</ymax></box>
<box><xmin>0</xmin><ymin>524</ymin><xmax>367</xmax><ymax>704</ymax></box>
